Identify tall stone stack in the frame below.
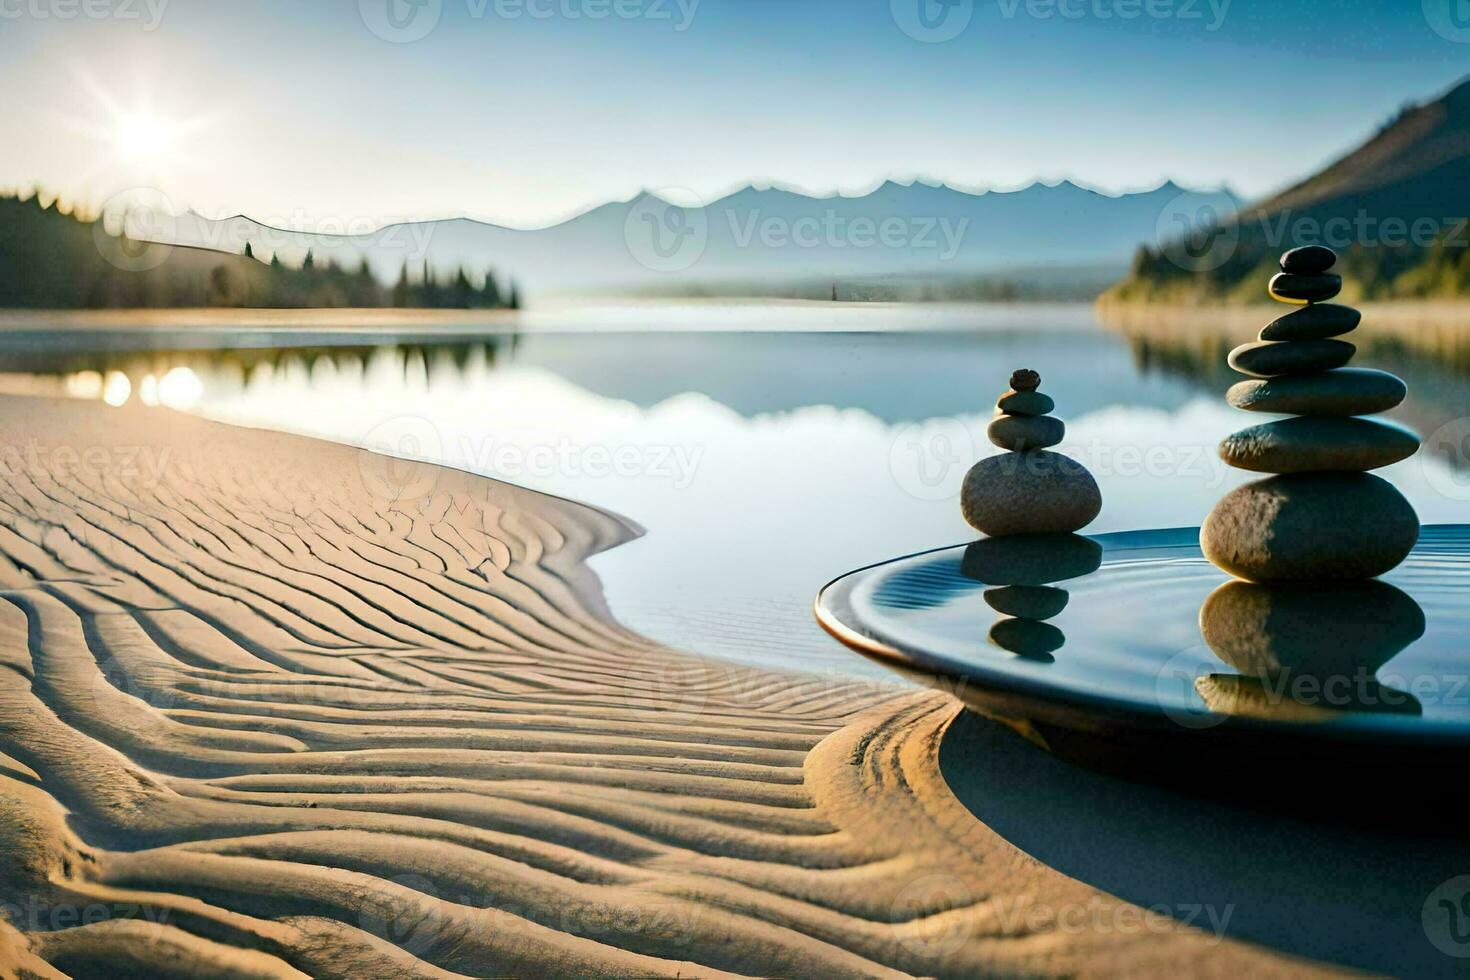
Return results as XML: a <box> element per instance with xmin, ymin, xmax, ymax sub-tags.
<box><xmin>1201</xmin><ymin>246</ymin><xmax>1422</xmax><ymax>583</ymax></box>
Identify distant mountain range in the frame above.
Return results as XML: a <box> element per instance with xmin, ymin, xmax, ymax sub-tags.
<box><xmin>1108</xmin><ymin>76</ymin><xmax>1470</xmax><ymax>304</ymax></box>
<box><xmin>149</xmin><ymin>180</ymin><xmax>1241</xmax><ymax>302</ymax></box>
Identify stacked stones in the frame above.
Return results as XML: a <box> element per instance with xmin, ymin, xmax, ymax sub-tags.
<box><xmin>961</xmin><ymin>369</ymin><xmax>1101</xmax><ymax>538</ymax></box>
<box><xmin>1201</xmin><ymin>245</ymin><xmax>1421</xmax><ymax>582</ymax></box>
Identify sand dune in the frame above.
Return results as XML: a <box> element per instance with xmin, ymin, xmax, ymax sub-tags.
<box><xmin>0</xmin><ymin>396</ymin><xmax>1328</xmax><ymax>977</ymax></box>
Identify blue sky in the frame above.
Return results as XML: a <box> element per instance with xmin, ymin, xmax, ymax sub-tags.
<box><xmin>1</xmin><ymin>0</ymin><xmax>1466</xmax><ymax>227</ymax></box>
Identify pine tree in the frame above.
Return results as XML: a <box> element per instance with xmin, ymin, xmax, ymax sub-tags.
<box><xmin>451</xmin><ymin>267</ymin><xmax>474</xmax><ymax>309</ymax></box>
<box><xmin>392</xmin><ymin>261</ymin><xmax>410</xmax><ymax>307</ymax></box>
<box><xmin>244</xmin><ymin>241</ymin><xmax>255</xmax><ymax>260</ymax></box>
<box><xmin>480</xmin><ymin>269</ymin><xmax>502</xmax><ymax>308</ymax></box>
<box><xmin>302</xmin><ymin>249</ymin><xmax>315</xmax><ymax>271</ymax></box>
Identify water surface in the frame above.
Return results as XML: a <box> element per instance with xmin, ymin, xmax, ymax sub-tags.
<box><xmin>7</xmin><ymin>303</ymin><xmax>1467</xmax><ymax>678</ymax></box>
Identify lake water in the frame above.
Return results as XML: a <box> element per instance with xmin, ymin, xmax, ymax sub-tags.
<box><xmin>7</xmin><ymin>303</ymin><xmax>1469</xmax><ymax>679</ymax></box>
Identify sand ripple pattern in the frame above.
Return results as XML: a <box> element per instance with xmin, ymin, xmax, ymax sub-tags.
<box><xmin>0</xmin><ymin>397</ymin><xmax>1318</xmax><ymax>978</ymax></box>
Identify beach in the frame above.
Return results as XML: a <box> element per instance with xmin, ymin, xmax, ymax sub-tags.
<box><xmin>0</xmin><ymin>394</ymin><xmax>1327</xmax><ymax>977</ymax></box>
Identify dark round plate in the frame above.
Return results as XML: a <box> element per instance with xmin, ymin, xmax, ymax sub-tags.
<box><xmin>816</xmin><ymin>526</ymin><xmax>1470</xmax><ymax>793</ymax></box>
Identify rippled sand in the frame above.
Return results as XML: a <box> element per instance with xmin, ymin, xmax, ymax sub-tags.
<box><xmin>0</xmin><ymin>396</ymin><xmax>1326</xmax><ymax>977</ymax></box>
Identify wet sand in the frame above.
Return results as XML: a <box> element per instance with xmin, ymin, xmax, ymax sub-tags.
<box><xmin>0</xmin><ymin>395</ymin><xmax>1328</xmax><ymax>977</ymax></box>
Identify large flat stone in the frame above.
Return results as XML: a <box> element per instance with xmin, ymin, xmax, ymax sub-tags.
<box><xmin>1220</xmin><ymin>416</ymin><xmax>1419</xmax><ymax>473</ymax></box>
<box><xmin>1259</xmin><ymin>303</ymin><xmax>1361</xmax><ymax>342</ymax></box>
<box><xmin>1201</xmin><ymin>472</ymin><xmax>1420</xmax><ymax>582</ymax></box>
<box><xmin>1228</xmin><ymin>339</ymin><xmax>1356</xmax><ymax>378</ymax></box>
<box><xmin>1226</xmin><ymin>368</ymin><xmax>1406</xmax><ymax>417</ymax></box>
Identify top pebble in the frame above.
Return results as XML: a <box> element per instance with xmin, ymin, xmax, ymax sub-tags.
<box><xmin>1280</xmin><ymin>245</ymin><xmax>1337</xmax><ymax>276</ymax></box>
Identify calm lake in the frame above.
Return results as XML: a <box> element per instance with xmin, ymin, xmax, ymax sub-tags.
<box><xmin>6</xmin><ymin>302</ymin><xmax>1468</xmax><ymax>679</ymax></box>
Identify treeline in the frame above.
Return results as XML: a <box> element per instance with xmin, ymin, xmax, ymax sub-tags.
<box><xmin>1107</xmin><ymin>220</ymin><xmax>1470</xmax><ymax>305</ymax></box>
<box><xmin>0</xmin><ymin>192</ymin><xmax>520</xmax><ymax>310</ymax></box>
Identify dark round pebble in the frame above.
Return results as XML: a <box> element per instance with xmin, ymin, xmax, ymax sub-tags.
<box><xmin>1269</xmin><ymin>272</ymin><xmax>1343</xmax><ymax>305</ymax></box>
<box><xmin>996</xmin><ymin>390</ymin><xmax>1055</xmax><ymax>417</ymax></box>
<box><xmin>1280</xmin><ymin>245</ymin><xmax>1338</xmax><ymax>276</ymax></box>
<box><xmin>988</xmin><ymin>414</ymin><xmax>1065</xmax><ymax>451</ymax></box>
<box><xmin>984</xmin><ymin>585</ymin><xmax>1070</xmax><ymax>620</ymax></box>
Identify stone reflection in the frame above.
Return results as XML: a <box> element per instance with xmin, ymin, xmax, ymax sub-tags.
<box><xmin>962</xmin><ymin>533</ymin><xmax>1103</xmax><ymax>662</ymax></box>
<box><xmin>1196</xmin><ymin>580</ymin><xmax>1427</xmax><ymax>720</ymax></box>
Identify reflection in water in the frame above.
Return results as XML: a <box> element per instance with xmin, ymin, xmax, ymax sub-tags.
<box><xmin>4</xmin><ymin>321</ymin><xmax>1466</xmax><ymax>679</ymax></box>
<box><xmin>1196</xmin><ymin>581</ymin><xmax>1427</xmax><ymax>720</ymax></box>
<box><xmin>1114</xmin><ymin>319</ymin><xmax>1470</xmax><ymax>474</ymax></box>
<box><xmin>962</xmin><ymin>534</ymin><xmax>1103</xmax><ymax>662</ymax></box>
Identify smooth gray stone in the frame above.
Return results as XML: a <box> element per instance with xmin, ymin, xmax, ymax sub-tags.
<box><xmin>1200</xmin><ymin>472</ymin><xmax>1420</xmax><ymax>582</ymax></box>
<box><xmin>1280</xmin><ymin>245</ymin><xmax>1337</xmax><ymax>276</ymax></box>
<box><xmin>984</xmin><ymin>585</ymin><xmax>1070</xmax><ymax>620</ymax></box>
<box><xmin>995</xmin><ymin>390</ymin><xmax>1055</xmax><ymax>417</ymax></box>
<box><xmin>988</xmin><ymin>414</ymin><xmax>1064</xmax><ymax>451</ymax></box>
<box><xmin>1269</xmin><ymin>272</ymin><xmax>1343</xmax><ymax>304</ymax></box>
<box><xmin>1200</xmin><ymin>580</ymin><xmax>1424</xmax><ymax>681</ymax></box>
<box><xmin>989</xmin><ymin>617</ymin><xmax>1064</xmax><ymax>660</ymax></box>
<box><xmin>1226</xmin><ymin>368</ymin><xmax>1406</xmax><ymax>417</ymax></box>
<box><xmin>961</xmin><ymin>451</ymin><xmax>1102</xmax><ymax>537</ymax></box>
<box><xmin>961</xmin><ymin>533</ymin><xmax>1103</xmax><ymax>586</ymax></box>
<box><xmin>1219</xmin><ymin>417</ymin><xmax>1419</xmax><ymax>473</ymax></box>
<box><xmin>1259</xmin><ymin>303</ymin><xmax>1361</xmax><ymax>342</ymax></box>
<box><xmin>1228</xmin><ymin>339</ymin><xmax>1355</xmax><ymax>378</ymax></box>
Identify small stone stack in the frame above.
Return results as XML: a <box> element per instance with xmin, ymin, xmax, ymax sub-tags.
<box><xmin>961</xmin><ymin>370</ymin><xmax>1101</xmax><ymax>538</ymax></box>
<box><xmin>1201</xmin><ymin>246</ymin><xmax>1421</xmax><ymax>582</ymax></box>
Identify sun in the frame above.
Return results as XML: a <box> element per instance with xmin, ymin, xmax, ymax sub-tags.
<box><xmin>111</xmin><ymin>110</ymin><xmax>179</xmax><ymax>164</ymax></box>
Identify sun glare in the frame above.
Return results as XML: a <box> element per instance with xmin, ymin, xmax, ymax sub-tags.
<box><xmin>111</xmin><ymin>111</ymin><xmax>178</xmax><ymax>163</ymax></box>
